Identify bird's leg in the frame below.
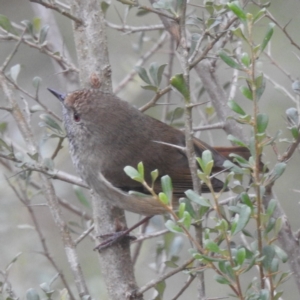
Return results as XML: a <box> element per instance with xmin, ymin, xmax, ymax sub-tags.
<box><xmin>94</xmin><ymin>215</ymin><xmax>153</xmax><ymax>251</ymax></box>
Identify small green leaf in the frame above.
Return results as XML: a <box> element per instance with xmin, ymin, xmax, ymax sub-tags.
<box><xmin>158</xmin><ymin>192</ymin><xmax>169</xmax><ymax>205</ymax></box>
<box><xmin>290</xmin><ymin>127</ymin><xmax>299</xmax><ymax>139</ymax></box>
<box><xmin>73</xmin><ymin>186</ymin><xmax>90</xmax><ymax>208</ymax></box>
<box><xmin>136</xmin><ymin>9</ymin><xmax>150</xmax><ymax>16</ymax></box>
<box><xmin>151</xmin><ymin>169</ymin><xmax>159</xmax><ymax>184</ymax></box>
<box><xmin>128</xmin><ymin>190</ymin><xmax>149</xmax><ymax>197</ymax></box>
<box><xmin>219</xmin><ymin>50</ymin><xmax>243</xmax><ymax>70</ymax></box>
<box><xmin>227</xmin><ymin>134</ymin><xmax>247</xmax><ymax>148</ymax></box>
<box><xmin>179</xmin><ymin>198</ymin><xmax>196</xmax><ymax>218</ymax></box>
<box><xmin>274</xmin><ymin>162</ymin><xmax>286</xmax><ymax>178</ymax></box>
<box><xmin>274</xmin><ymin>217</ymin><xmax>282</xmax><ymax>236</ymax></box>
<box><xmin>170</xmin><ymin>73</ymin><xmax>190</xmax><ymax>100</ymax></box>
<box><xmin>214</xmin><ymin>274</ymin><xmax>230</xmax><ymax>285</ymax></box>
<box><xmin>257</xmin><ymin>113</ymin><xmax>268</xmax><ymax>133</ymax></box>
<box><xmin>197</xmin><ymin>150</ymin><xmax>213</xmax><ymax>175</ymax></box>
<box><xmin>40</xmin><ymin>282</ymin><xmax>55</xmax><ymax>296</ymax></box>
<box><xmin>26</xmin><ymin>288</ymin><xmax>40</xmax><ymax>300</ymax></box>
<box><xmin>124</xmin><ymin>166</ymin><xmax>143</xmax><ymax>183</ymax></box>
<box><xmin>273</xmin><ymin>244</ymin><xmax>288</xmax><ymax>263</ymax></box>
<box><xmin>178</xmin><ymin>211</ymin><xmax>191</xmax><ymax>229</ymax></box>
<box><xmin>262</xmin><ymin>245</ymin><xmax>275</xmax><ymax>270</ymax></box>
<box><xmin>165</xmin><ymin>220</ymin><xmax>183</xmax><ymax>233</ymax></box>
<box><xmin>149</xmin><ymin>62</ymin><xmax>159</xmax><ymax>86</ymax></box>
<box><xmin>233</xmin><ymin>205</ymin><xmax>251</xmax><ymax>235</ymax></box>
<box><xmin>229</xmin><ymin>153</ymin><xmax>250</xmax><ymax>168</ymax></box>
<box><xmin>154</xmin><ymin>280</ymin><xmax>166</xmax><ymax>298</ymax></box>
<box><xmin>204</xmin><ymin>240</ymin><xmax>221</xmax><ymax>253</ymax></box>
<box><xmin>39</xmin><ymin>114</ymin><xmax>64</xmax><ymax>134</ymax></box>
<box><xmin>32</xmin><ymin>76</ymin><xmax>42</xmax><ymax>89</ymax></box>
<box><xmin>266</xmin><ymin>199</ymin><xmax>277</xmax><ymax>216</ymax></box>
<box><xmin>241</xmin><ymin>52</ymin><xmax>250</xmax><ymax>67</ymax></box>
<box><xmin>39</xmin><ymin>24</ymin><xmax>49</xmax><ymax>44</ymax></box>
<box><xmin>32</xmin><ymin>17</ymin><xmax>41</xmax><ymax>31</ymax></box>
<box><xmin>101</xmin><ymin>1</ymin><xmax>110</xmax><ymax>14</ymax></box>
<box><xmin>223</xmin><ymin>160</ymin><xmax>245</xmax><ymax>174</ymax></box>
<box><xmin>255</xmin><ymin>73</ymin><xmax>266</xmax><ymax>100</ymax></box>
<box><xmin>0</xmin><ymin>14</ymin><xmax>17</xmax><ymax>34</ymax></box>
<box><xmin>184</xmin><ymin>189</ymin><xmax>211</xmax><ymax>207</ymax></box>
<box><xmin>137</xmin><ymin>161</ymin><xmax>144</xmax><ymax>178</ymax></box>
<box><xmin>253</xmin><ymin>8</ymin><xmax>266</xmax><ymax>22</ymax></box>
<box><xmin>161</xmin><ymin>175</ymin><xmax>172</xmax><ymax>202</ymax></box>
<box><xmin>157</xmin><ymin>63</ymin><xmax>167</xmax><ymax>86</ymax></box>
<box><xmin>240</xmin><ymin>192</ymin><xmax>253</xmax><ymax>209</ymax></box>
<box><xmin>0</xmin><ymin>122</ymin><xmax>8</xmax><ymax>134</ymax></box>
<box><xmin>236</xmin><ymin>247</ymin><xmax>246</xmax><ymax>265</ymax></box>
<box><xmin>228</xmin><ymin>100</ymin><xmax>246</xmax><ymax>115</ymax></box>
<box><xmin>135</xmin><ymin>66</ymin><xmax>152</xmax><ymax>85</ymax></box>
<box><xmin>21</xmin><ymin>20</ymin><xmax>34</xmax><ymax>37</ymax></box>
<box><xmin>260</xmin><ymin>22</ymin><xmax>275</xmax><ymax>53</ymax></box>
<box><xmin>265</xmin><ymin>217</ymin><xmax>275</xmax><ymax>234</ymax></box>
<box><xmin>259</xmin><ymin>289</ymin><xmax>270</xmax><ymax>300</ymax></box>
<box><xmin>141</xmin><ymin>85</ymin><xmax>158</xmax><ymax>92</ymax></box>
<box><xmin>231</xmin><ymin>27</ymin><xmax>247</xmax><ymax>41</ymax></box>
<box><xmin>178</xmin><ymin>202</ymin><xmax>185</xmax><ymax>219</ymax></box>
<box><xmin>240</xmin><ymin>86</ymin><xmax>253</xmax><ymax>100</ymax></box>
<box><xmin>227</xmin><ymin>1</ymin><xmax>247</xmax><ymax>21</ymax></box>
<box><xmin>27</xmin><ymin>152</ymin><xmax>39</xmax><ymax>161</ymax></box>
<box><xmin>286</xmin><ymin>107</ymin><xmax>299</xmax><ymax>125</ymax></box>
<box><xmin>270</xmin><ymin>257</ymin><xmax>279</xmax><ymax>274</ymax></box>
<box><xmin>292</xmin><ymin>80</ymin><xmax>300</xmax><ymax>95</ymax></box>
<box><xmin>10</xmin><ymin>64</ymin><xmax>21</xmax><ymax>83</ymax></box>
<box><xmin>164</xmin><ymin>260</ymin><xmax>179</xmax><ymax>268</ymax></box>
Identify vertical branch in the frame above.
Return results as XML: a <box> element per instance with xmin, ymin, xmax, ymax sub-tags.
<box><xmin>176</xmin><ymin>1</ymin><xmax>205</xmax><ymax>299</ymax></box>
<box><xmin>247</xmin><ymin>21</ymin><xmax>265</xmax><ymax>290</ymax></box>
<box><xmin>70</xmin><ymin>1</ymin><xmax>142</xmax><ymax>299</ymax></box>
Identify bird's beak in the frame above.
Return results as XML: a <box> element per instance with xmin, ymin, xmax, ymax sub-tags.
<box><xmin>47</xmin><ymin>88</ymin><xmax>66</xmax><ymax>102</ymax></box>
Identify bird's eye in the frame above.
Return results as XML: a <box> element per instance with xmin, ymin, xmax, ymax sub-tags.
<box><xmin>73</xmin><ymin>112</ymin><xmax>81</xmax><ymax>122</ymax></box>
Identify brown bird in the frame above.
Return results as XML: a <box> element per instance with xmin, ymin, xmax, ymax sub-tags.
<box><xmin>48</xmin><ymin>88</ymin><xmax>250</xmax><ymax>215</ymax></box>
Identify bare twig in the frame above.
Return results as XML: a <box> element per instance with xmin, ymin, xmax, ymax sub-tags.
<box><xmin>0</xmin><ymin>28</ymin><xmax>79</xmax><ymax>74</ymax></box>
<box><xmin>30</xmin><ymin>0</ymin><xmax>83</xmax><ymax>25</ymax></box>
<box><xmin>74</xmin><ymin>225</ymin><xmax>95</xmax><ymax>246</ymax></box>
<box><xmin>171</xmin><ymin>275</ymin><xmax>196</xmax><ymax>300</ymax></box>
<box><xmin>1</xmin><ymin>29</ymin><xmax>26</xmax><ymax>72</ymax></box>
<box><xmin>139</xmin><ymin>86</ymin><xmax>172</xmax><ymax>112</ymax></box>
<box><xmin>193</xmin><ymin>122</ymin><xmax>225</xmax><ymax>132</ymax></box>
<box><xmin>266</xmin><ymin>10</ymin><xmax>300</xmax><ymax>51</ymax></box>
<box><xmin>136</xmin><ymin>258</ymin><xmax>195</xmax><ymax>296</ymax></box>
<box><xmin>106</xmin><ymin>22</ymin><xmax>164</xmax><ymax>34</ymax></box>
<box><xmin>0</xmin><ymin>152</ymin><xmax>87</xmax><ymax>188</ymax></box>
<box><xmin>114</xmin><ymin>31</ymin><xmax>168</xmax><ymax>94</ymax></box>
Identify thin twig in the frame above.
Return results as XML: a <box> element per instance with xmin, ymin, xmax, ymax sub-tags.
<box><xmin>139</xmin><ymin>86</ymin><xmax>172</xmax><ymax>112</ymax></box>
<box><xmin>114</xmin><ymin>31</ymin><xmax>168</xmax><ymax>94</ymax></box>
<box><xmin>171</xmin><ymin>275</ymin><xmax>196</xmax><ymax>300</ymax></box>
<box><xmin>0</xmin><ymin>152</ymin><xmax>87</xmax><ymax>188</ymax></box>
<box><xmin>106</xmin><ymin>21</ymin><xmax>164</xmax><ymax>33</ymax></box>
<box><xmin>266</xmin><ymin>10</ymin><xmax>300</xmax><ymax>52</ymax></box>
<box><xmin>193</xmin><ymin>122</ymin><xmax>225</xmax><ymax>132</ymax></box>
<box><xmin>29</xmin><ymin>0</ymin><xmax>83</xmax><ymax>25</ymax></box>
<box><xmin>74</xmin><ymin>225</ymin><xmax>95</xmax><ymax>246</ymax></box>
<box><xmin>136</xmin><ymin>258</ymin><xmax>195</xmax><ymax>296</ymax></box>
<box><xmin>1</xmin><ymin>29</ymin><xmax>26</xmax><ymax>72</ymax></box>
